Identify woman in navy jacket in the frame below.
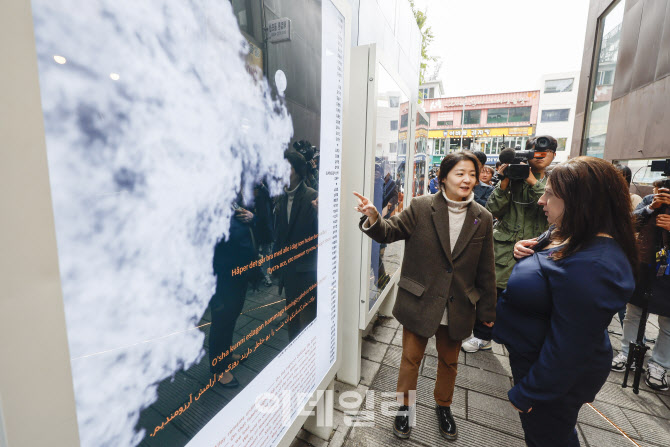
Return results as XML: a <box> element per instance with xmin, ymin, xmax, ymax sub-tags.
<box><xmin>493</xmin><ymin>157</ymin><xmax>637</xmax><ymax>447</ymax></box>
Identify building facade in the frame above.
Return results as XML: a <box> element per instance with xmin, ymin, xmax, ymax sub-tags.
<box><xmin>419</xmin><ymin>79</ymin><xmax>445</xmax><ymax>100</ymax></box>
<box><xmin>536</xmin><ymin>72</ymin><xmax>581</xmax><ymax>163</ymax></box>
<box><xmin>572</xmin><ymin>0</ymin><xmax>670</xmax><ymax>185</ymax></box>
<box><xmin>422</xmin><ymin>91</ymin><xmax>541</xmax><ymax>167</ymax></box>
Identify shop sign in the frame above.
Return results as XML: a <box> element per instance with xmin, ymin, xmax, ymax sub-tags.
<box><xmin>416</xmin><ymin>128</ymin><xmax>429</xmax><ymax>139</ymax></box>
<box><xmin>267</xmin><ymin>18</ymin><xmax>291</xmax><ymax>43</ymax></box>
<box><xmin>508</xmin><ymin>127</ymin><xmax>532</xmax><ymax>136</ymax></box>
<box><xmin>428</xmin><ymin>96</ymin><xmax>530</xmax><ymax>111</ymax></box>
<box><xmin>428</xmin><ymin>127</ymin><xmax>533</xmax><ymax>139</ymax></box>
<box><xmin>445</xmin><ymin>129</ymin><xmax>491</xmax><ymax>137</ymax></box>
<box><xmin>245</xmin><ymin>39</ymin><xmax>263</xmax><ymax>80</ymax></box>
<box><xmin>399</xmin><ymin>131</ymin><xmax>408</xmax><ymax>141</ymax></box>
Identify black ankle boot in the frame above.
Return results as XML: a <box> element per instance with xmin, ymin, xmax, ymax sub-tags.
<box><xmin>436</xmin><ymin>405</ymin><xmax>457</xmax><ymax>440</ymax></box>
<box><xmin>393</xmin><ymin>405</ymin><xmax>412</xmax><ymax>439</ymax></box>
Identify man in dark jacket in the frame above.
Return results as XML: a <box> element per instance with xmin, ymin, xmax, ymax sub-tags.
<box><xmin>612</xmin><ymin>181</ymin><xmax>670</xmax><ymax>390</ymax></box>
<box><xmin>274</xmin><ymin>149</ymin><xmax>319</xmax><ymax>340</ymax></box>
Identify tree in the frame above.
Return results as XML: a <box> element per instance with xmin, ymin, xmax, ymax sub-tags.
<box><xmin>408</xmin><ymin>0</ymin><xmax>440</xmax><ymax>86</ymax></box>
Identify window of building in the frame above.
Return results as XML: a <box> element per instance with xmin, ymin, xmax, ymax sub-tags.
<box><xmin>582</xmin><ymin>0</ymin><xmax>624</xmax><ymax>158</ymax></box>
<box><xmin>232</xmin><ymin>0</ymin><xmax>252</xmax><ymax>32</ymax></box>
<box><xmin>462</xmin><ymin>110</ymin><xmax>481</xmax><ymax>125</ymax></box>
<box><xmin>429</xmin><ymin>87</ymin><xmax>435</xmax><ymax>99</ymax></box>
<box><xmin>400</xmin><ymin>113</ymin><xmax>408</xmax><ymax>128</ymax></box>
<box><xmin>544</xmin><ymin>78</ymin><xmax>574</xmax><ymax>93</ymax></box>
<box><xmin>487</xmin><ymin>108</ymin><xmax>509</xmax><ymax>124</ymax></box>
<box><xmin>389</xmin><ymin>96</ymin><xmax>399</xmax><ymax>108</ymax></box>
<box><xmin>418</xmin><ymin>113</ymin><xmax>429</xmax><ymax>127</ymax></box>
<box><xmin>509</xmin><ymin>107</ymin><xmax>531</xmax><ymax>123</ymax></box>
<box><xmin>390</xmin><ymin>120</ymin><xmax>398</xmax><ymax>131</ymax></box>
<box><xmin>556</xmin><ymin>138</ymin><xmax>567</xmax><ymax>151</ymax></box>
<box><xmin>541</xmin><ymin>109</ymin><xmax>570</xmax><ymax>122</ymax></box>
<box><xmin>433</xmin><ymin>139</ymin><xmax>447</xmax><ymax>155</ymax></box>
<box><xmin>390</xmin><ymin>142</ymin><xmax>398</xmax><ymax>153</ymax></box>
<box><xmin>437</xmin><ymin>120</ymin><xmax>453</xmax><ymax>126</ymax></box>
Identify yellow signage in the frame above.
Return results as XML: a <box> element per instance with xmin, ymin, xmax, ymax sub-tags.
<box><xmin>399</xmin><ymin>131</ymin><xmax>408</xmax><ymax>141</ymax></box>
<box><xmin>416</xmin><ymin>128</ymin><xmax>429</xmax><ymax>139</ymax></box>
<box><xmin>428</xmin><ymin>127</ymin><xmax>533</xmax><ymax>139</ymax></box>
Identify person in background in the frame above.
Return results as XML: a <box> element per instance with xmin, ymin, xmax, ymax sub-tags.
<box><xmin>462</xmin><ymin>137</ymin><xmax>555</xmax><ymax>353</ymax></box>
<box><xmin>471</xmin><ymin>151</ymin><xmax>494</xmax><ymax>207</ymax></box>
<box><xmin>274</xmin><ymin>149</ymin><xmax>319</xmax><ymax>340</ymax></box>
<box><xmin>616</xmin><ymin>164</ymin><xmax>643</xmax><ymax>210</ymax></box>
<box><xmin>607</xmin><ymin>164</ymin><xmax>644</xmax><ymax>330</ymax></box>
<box><xmin>354</xmin><ymin>152</ymin><xmax>496</xmax><ymax>442</ymax></box>
<box><xmin>209</xmin><ymin>192</ymin><xmax>258</xmax><ymax>388</ymax></box>
<box><xmin>253</xmin><ymin>182</ymin><xmax>275</xmax><ymax>287</ymax></box>
<box><xmin>429</xmin><ymin>173</ymin><xmax>440</xmax><ymax>194</ymax></box>
<box><xmin>494</xmin><ymin>157</ymin><xmax>636</xmax><ymax>447</ymax></box>
<box><xmin>611</xmin><ymin>179</ymin><xmax>670</xmax><ymax>390</ymax></box>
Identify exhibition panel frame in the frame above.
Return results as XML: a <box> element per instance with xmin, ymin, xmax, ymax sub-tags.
<box><xmin>354</xmin><ymin>45</ymin><xmax>413</xmax><ymax>330</ymax></box>
<box><xmin>0</xmin><ymin>0</ymin><xmax>351</xmax><ymax>446</ymax></box>
<box><xmin>338</xmin><ymin>44</ymin><xmax>415</xmax><ymax>385</ymax></box>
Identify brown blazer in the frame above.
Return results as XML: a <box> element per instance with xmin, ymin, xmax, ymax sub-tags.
<box><xmin>360</xmin><ymin>193</ymin><xmax>496</xmax><ymax>340</ymax></box>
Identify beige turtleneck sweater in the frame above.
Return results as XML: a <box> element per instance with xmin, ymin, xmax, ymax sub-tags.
<box><xmin>440</xmin><ymin>190</ymin><xmax>474</xmax><ymax>325</ymax></box>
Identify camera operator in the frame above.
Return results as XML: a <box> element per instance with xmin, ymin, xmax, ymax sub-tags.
<box><xmin>612</xmin><ymin>179</ymin><xmax>670</xmax><ymax>390</ymax></box>
<box><xmin>461</xmin><ymin>136</ymin><xmax>556</xmax><ymax>353</ymax></box>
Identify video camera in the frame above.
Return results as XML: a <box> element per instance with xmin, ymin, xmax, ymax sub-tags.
<box><xmin>651</xmin><ymin>158</ymin><xmax>670</xmax><ymax>187</ymax></box>
<box><xmin>498</xmin><ymin>136</ymin><xmax>557</xmax><ymax>181</ymax></box>
<box><xmin>651</xmin><ymin>158</ymin><xmax>670</xmax><ymax>213</ymax></box>
<box><xmin>293</xmin><ymin>140</ymin><xmax>316</xmax><ymax>162</ymax></box>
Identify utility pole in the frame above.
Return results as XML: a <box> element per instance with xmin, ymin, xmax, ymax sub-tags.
<box><xmin>459</xmin><ymin>96</ymin><xmax>466</xmax><ymax>150</ymax></box>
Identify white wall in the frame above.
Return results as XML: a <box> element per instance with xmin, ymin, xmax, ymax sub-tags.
<box><xmin>536</xmin><ymin>71</ymin><xmax>580</xmax><ymax>163</ymax></box>
<box><xmin>346</xmin><ymin>0</ymin><xmax>421</xmax><ymax>102</ymax></box>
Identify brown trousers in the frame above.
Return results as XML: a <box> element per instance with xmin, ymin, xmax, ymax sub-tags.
<box><xmin>397</xmin><ymin>325</ymin><xmax>461</xmax><ymax>407</ymax></box>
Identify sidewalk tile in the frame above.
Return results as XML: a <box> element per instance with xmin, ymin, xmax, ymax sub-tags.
<box><xmin>334</xmin><ymin>380</ymin><xmax>370</xmax><ymax>414</ymax></box>
<box><xmin>360</xmin><ymin>359</ymin><xmax>382</xmax><ymax>387</ymax></box>
<box><xmin>578</xmin><ymin>401</ymin><xmax>638</xmax><ymax>438</ymax></box>
<box><xmin>454</xmin><ymin>364</ymin><xmax>512</xmax><ymax>401</ymax></box>
<box><xmin>378</xmin><ymin>316</ymin><xmax>400</xmax><ymax>330</ymax></box>
<box><xmin>361</xmin><ymin>339</ymin><xmax>389</xmax><ymax>363</ymax></box>
<box><xmin>465</xmin><ymin>351</ymin><xmax>512</xmax><ymax>377</ymax></box>
<box><xmin>620</xmin><ymin>407</ymin><xmax>670</xmax><ymax>446</ymax></box>
<box><xmin>382</xmin><ymin>345</ymin><xmax>403</xmax><ymax>368</ymax></box>
<box><xmin>390</xmin><ymin>330</ymin><xmax>402</xmax><ymax>347</ymax></box>
<box><xmin>367</xmin><ymin>325</ymin><xmax>395</xmax><ymax>344</ymax></box>
<box><xmin>580</xmin><ymin>423</ymin><xmax>659</xmax><ymax>447</ymax></box>
<box><xmin>297</xmin><ymin>428</ymin><xmax>329</xmax><ymax>447</ymax></box>
<box><xmin>594</xmin><ymin>382</ymin><xmax>670</xmax><ymax>418</ymax></box>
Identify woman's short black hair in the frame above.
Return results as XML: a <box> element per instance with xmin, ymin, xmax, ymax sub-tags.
<box><xmin>437</xmin><ymin>152</ymin><xmax>480</xmax><ymax>190</ymax></box>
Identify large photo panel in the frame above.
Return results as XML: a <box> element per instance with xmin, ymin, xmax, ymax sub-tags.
<box><xmin>30</xmin><ymin>0</ymin><xmax>343</xmax><ymax>445</ymax></box>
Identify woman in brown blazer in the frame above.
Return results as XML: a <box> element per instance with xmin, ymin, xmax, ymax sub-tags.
<box><xmin>354</xmin><ymin>151</ymin><xmax>496</xmax><ymax>441</ymax></box>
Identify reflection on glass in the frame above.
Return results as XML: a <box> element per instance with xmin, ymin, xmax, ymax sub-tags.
<box><xmin>31</xmin><ymin>0</ymin><xmax>323</xmax><ymax>445</ymax></box>
<box><xmin>544</xmin><ymin>78</ymin><xmax>574</xmax><ymax>93</ymax></box>
<box><xmin>582</xmin><ymin>0</ymin><xmax>624</xmax><ymax>158</ymax></box>
<box><xmin>368</xmin><ymin>66</ymin><xmax>408</xmax><ymax>309</ymax></box>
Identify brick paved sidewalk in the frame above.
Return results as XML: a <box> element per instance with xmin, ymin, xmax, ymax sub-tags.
<box><xmin>291</xmin><ymin>314</ymin><xmax>670</xmax><ymax>447</ymax></box>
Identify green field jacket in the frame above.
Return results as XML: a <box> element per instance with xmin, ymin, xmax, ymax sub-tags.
<box><xmin>485</xmin><ymin>175</ymin><xmax>549</xmax><ymax>289</ymax></box>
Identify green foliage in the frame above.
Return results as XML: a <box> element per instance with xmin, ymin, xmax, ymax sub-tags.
<box><xmin>408</xmin><ymin>0</ymin><xmax>440</xmax><ymax>86</ymax></box>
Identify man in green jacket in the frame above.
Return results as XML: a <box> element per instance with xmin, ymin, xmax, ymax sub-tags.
<box><xmin>462</xmin><ymin>136</ymin><xmax>556</xmax><ymax>353</ymax></box>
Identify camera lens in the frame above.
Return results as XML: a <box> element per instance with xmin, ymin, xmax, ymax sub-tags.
<box><xmin>536</xmin><ymin>137</ymin><xmax>549</xmax><ymax>149</ymax></box>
